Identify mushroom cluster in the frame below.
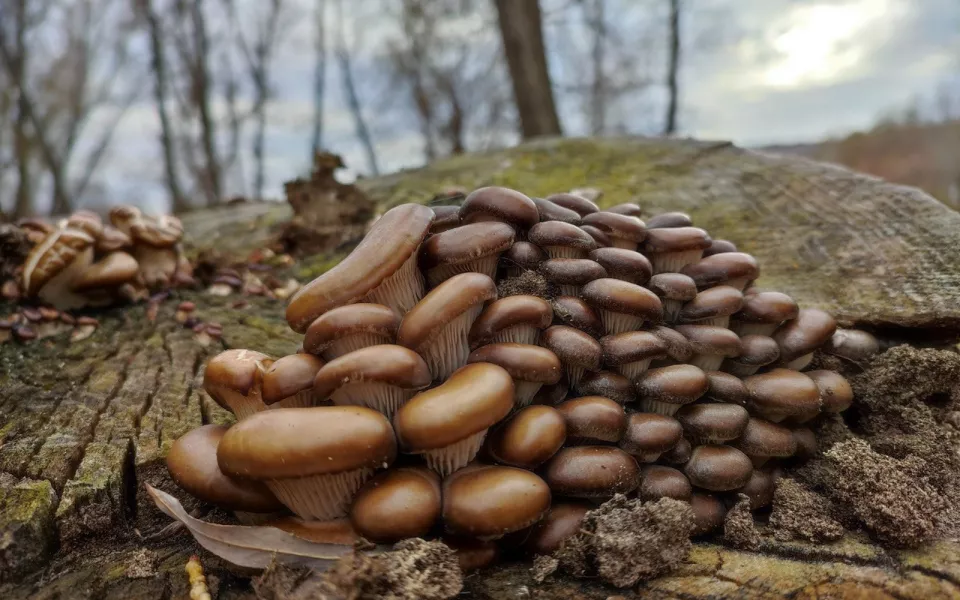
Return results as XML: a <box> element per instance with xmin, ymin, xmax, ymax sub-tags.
<box><xmin>16</xmin><ymin>206</ymin><xmax>192</xmax><ymax>310</ymax></box>
<box><xmin>169</xmin><ymin>187</ymin><xmax>862</xmax><ymax>567</ymax></box>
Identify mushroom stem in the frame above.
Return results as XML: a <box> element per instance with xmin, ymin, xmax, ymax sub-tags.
<box><xmin>616</xmin><ymin>359</ymin><xmax>654</xmax><ymax>382</ymax></box>
<box><xmin>266</xmin><ymin>469</ymin><xmax>372</xmax><ymax>520</ymax></box>
<box><xmin>421</xmin><ymin>305</ymin><xmax>484</xmax><ymax>380</ymax></box>
<box><xmin>784</xmin><ymin>352</ymin><xmax>814</xmax><ymax>371</ymax></box>
<box><xmin>688</xmin><ymin>354</ymin><xmax>726</xmax><ymax>372</ymax></box>
<box><xmin>638</xmin><ymin>399</ymin><xmax>683</xmax><ymax>416</ymax></box>
<box><xmin>599</xmin><ymin>310</ymin><xmax>645</xmax><ymax>335</ymax></box>
<box><xmin>731</xmin><ymin>322</ymin><xmax>779</xmax><ymax>337</ymax></box>
<box><xmin>493</xmin><ymin>324</ymin><xmax>540</xmax><ymax>346</ymax></box>
<box><xmin>329</xmin><ymin>381</ymin><xmax>415</xmax><ymax>420</ymax></box>
<box><xmin>720</xmin><ymin>362</ymin><xmax>761</xmax><ymax>377</ymax></box>
<box><xmin>723</xmin><ymin>276</ymin><xmax>753</xmax><ymax>291</ymax></box>
<box><xmin>651</xmin><ymin>249</ymin><xmax>704</xmax><ymax>274</ymax></box>
<box><xmin>662</xmin><ymin>299</ymin><xmax>684</xmax><ymax>324</ymax></box>
<box><xmin>421</xmin><ymin>430</ymin><xmax>486</xmax><ymax>477</ymax></box>
<box><xmin>514</xmin><ymin>380</ymin><xmax>544</xmax><ymax>408</ymax></box>
<box><xmin>426</xmin><ymin>256</ymin><xmax>500</xmax><ymax>289</ymax></box>
<box><xmin>559</xmin><ymin>284</ymin><xmax>581</xmax><ymax>297</ymax></box>
<box><xmin>544</xmin><ymin>246</ymin><xmax>586</xmax><ymax>260</ymax></box>
<box><xmin>610</xmin><ymin>239</ymin><xmax>638</xmax><ymax>251</ymax></box>
<box><xmin>698</xmin><ymin>316</ymin><xmax>731</xmax><ymax>329</ymax></box>
<box><xmin>269</xmin><ymin>389</ymin><xmax>327</xmax><ymax>410</ymax></box>
<box><xmin>362</xmin><ymin>251</ymin><xmax>424</xmax><ymax>315</ymax></box>
<box><xmin>320</xmin><ymin>332</ymin><xmax>392</xmax><ymax>361</ymax></box>
<box><xmin>566</xmin><ymin>366</ymin><xmax>588</xmax><ymax>389</ymax></box>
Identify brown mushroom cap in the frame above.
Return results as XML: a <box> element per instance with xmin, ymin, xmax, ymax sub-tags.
<box><xmin>203</xmin><ymin>349</ymin><xmax>273</xmax><ymax>414</ymax></box>
<box><xmin>636</xmin><ymin>365</ymin><xmax>710</xmax><ymax>411</ymax></box>
<box><xmin>397</xmin><ymin>272</ymin><xmax>497</xmax><ymax>352</ymax></box>
<box><xmin>442</xmin><ymin>465</ymin><xmax>551</xmax><ymax>539</ymax></box>
<box><xmin>21</xmin><ymin>227</ymin><xmax>94</xmax><ymax>296</ymax></box>
<box><xmin>312</xmin><ymin>344</ymin><xmax>432</xmax><ymax>399</ymax></box>
<box><xmin>528</xmin><ymin>221</ymin><xmax>596</xmax><ymax>254</ymax></box>
<box><xmin>538</xmin><ymin>258</ymin><xmax>607</xmax><ymax>286</ymax></box>
<box><xmin>683</xmin><ymin>445</ymin><xmax>754</xmax><ymax>491</ymax></box>
<box><xmin>286</xmin><ymin>203</ymin><xmax>434</xmax><ymax>331</ymax></box>
<box><xmin>646</xmin><ymin>212</ymin><xmax>693</xmax><ymax>229</ymax></box>
<box><xmin>217</xmin><ymin>406</ymin><xmax>396</xmax><ymax>479</ymax></box>
<box><xmin>502</xmin><ymin>241</ymin><xmax>546</xmax><ymax>272</ymax></box>
<box><xmin>588</xmin><ymin>247</ymin><xmax>653</xmax><ymax>284</ymax></box>
<box><xmin>581</xmin><ymin>225</ymin><xmax>612</xmax><ymax>247</ymax></box>
<box><xmin>469</xmin><ymin>295</ymin><xmax>554</xmax><ymax>349</ymax></box>
<box><xmin>638</xmin><ymin>465</ymin><xmax>693</xmax><ymax>501</ymax></box>
<box><xmin>650</xmin><ymin>325</ymin><xmax>694</xmax><ymax>363</ymax></box>
<box><xmin>419</xmin><ymin>221</ymin><xmax>516</xmax><ymax>270</ymax></box>
<box><xmin>302</xmin><ymin>303</ymin><xmax>400</xmax><ymax>355</ymax></box>
<box><xmin>261</xmin><ymin>353</ymin><xmax>325</xmax><ymax>405</ymax></box>
<box><xmin>540</xmin><ymin>325</ymin><xmax>602</xmax><ymax>371</ymax></box>
<box><xmin>723</xmin><ymin>335</ymin><xmax>780</xmax><ymax>369</ymax></box>
<box><xmin>130</xmin><ymin>214</ymin><xmax>183</xmax><ymax>247</ymax></box>
<box><xmin>556</xmin><ymin>396</ymin><xmax>627</xmax><ymax>443</ymax></box>
<box><xmin>576</xmin><ymin>370</ymin><xmax>636</xmax><ymax>404</ymax></box>
<box><xmin>744</xmin><ymin>369</ymin><xmax>821</xmax><ymax>422</ymax></box>
<box><xmin>606</xmin><ymin>202</ymin><xmax>642</xmax><ymax>216</ymax></box>
<box><xmin>647</xmin><ymin>273</ymin><xmax>698</xmax><ymax>301</ymax></box>
<box><xmin>773</xmin><ymin>308</ymin><xmax>838</xmax><ymax>366</ymax></box>
<box><xmin>581</xmin><ymin>278</ymin><xmax>663</xmax><ymax>321</ymax></box>
<box><xmin>734</xmin><ymin>418</ymin><xmax>797</xmax><ymax>463</ymax></box>
<box><xmin>677</xmin><ymin>403</ymin><xmax>750</xmax><ymax>444</ymax></box>
<box><xmin>71</xmin><ymin>251</ymin><xmax>140</xmax><ymax>291</ymax></box>
<box><xmin>167</xmin><ymin>425</ymin><xmax>283</xmax><ymax>513</ymax></box>
<box><xmin>349</xmin><ymin>467</ymin><xmax>441</xmax><ymax>542</ymax></box>
<box><xmin>792</xmin><ymin>428</ymin><xmax>818</xmax><ymax>459</ymax></box>
<box><xmin>460</xmin><ymin>187</ymin><xmax>539</xmax><ymax>230</ymax></box>
<box><xmin>532</xmin><ymin>378</ymin><xmax>570</xmax><ymax>406</ymax></box>
<box><xmin>393</xmin><ymin>362</ymin><xmax>514</xmax><ymax>451</ymax></box>
<box><xmin>551</xmin><ymin>296</ymin><xmax>604</xmax><ymax>338</ymax></box>
<box><xmin>600</xmin><ymin>331</ymin><xmax>667</xmax><ymax>365</ymax></box>
<box><xmin>661</xmin><ymin>437</ymin><xmax>693</xmax><ymax>465</ymax></box>
<box><xmin>444</xmin><ymin>536</ymin><xmax>500</xmax><ymax>572</ymax></box>
<box><xmin>542</xmin><ymin>446</ymin><xmax>640</xmax><ymax>499</ymax></box>
<box><xmin>733</xmin><ymin>291</ymin><xmax>799</xmax><ymax>325</ymax></box>
<box><xmin>485</xmin><ymin>405</ymin><xmax>567</xmax><ymax>469</ymax></box>
<box><xmin>690</xmin><ymin>493</ymin><xmax>727</xmax><ymax>534</ymax></box>
<box><xmin>703</xmin><ymin>239</ymin><xmax>738</xmax><ymax>256</ymax></box>
<box><xmin>681</xmin><ymin>252</ymin><xmax>760</xmax><ymax>288</ymax></box>
<box><xmin>674</xmin><ymin>324</ymin><xmax>742</xmax><ymax>357</ymax></box>
<box><xmin>736</xmin><ymin>469</ymin><xmax>776</xmax><ymax>509</ymax></box>
<box><xmin>619</xmin><ymin>413</ymin><xmax>684</xmax><ymax>460</ymax></box>
<box><xmin>266</xmin><ymin>517</ymin><xmax>361</xmax><ymax>545</ymax></box>
<box><xmin>430</xmin><ymin>206</ymin><xmax>461</xmax><ymax>234</ymax></box>
<box><xmin>677</xmin><ymin>286</ymin><xmax>744</xmax><ymax>323</ymax></box>
<box><xmin>523</xmin><ymin>501</ymin><xmax>592</xmax><ymax>555</ymax></box>
<box><xmin>825</xmin><ymin>328</ymin><xmax>880</xmax><ymax>362</ymax></box>
<box><xmin>581</xmin><ymin>212</ymin><xmax>647</xmax><ymax>244</ymax></box>
<box><xmin>532</xmin><ymin>197</ymin><xmax>582</xmax><ymax>225</ymax></box>
<box><xmin>467</xmin><ymin>343</ymin><xmax>562</xmax><ymax>384</ymax></box>
<box><xmin>642</xmin><ymin>227</ymin><xmax>711</xmax><ymax>253</ymax></box>
<box><xmin>805</xmin><ymin>369</ymin><xmax>854</xmax><ymax>414</ymax></box>
<box><xmin>704</xmin><ymin>371</ymin><xmax>750</xmax><ymax>405</ymax></box>
<box><xmin>546</xmin><ymin>192</ymin><xmax>599</xmax><ymax>216</ymax></box>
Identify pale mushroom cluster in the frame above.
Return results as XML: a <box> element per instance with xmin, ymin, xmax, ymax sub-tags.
<box><xmin>17</xmin><ymin>206</ymin><xmax>192</xmax><ymax>311</ymax></box>
<box><xmin>168</xmin><ymin>187</ymin><xmax>870</xmax><ymax>569</ymax></box>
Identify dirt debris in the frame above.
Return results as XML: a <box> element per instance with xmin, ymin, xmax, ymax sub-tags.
<box><xmin>123</xmin><ymin>548</ymin><xmax>158</xmax><ymax>579</ymax></box>
<box><xmin>769</xmin><ymin>478</ymin><xmax>844</xmax><ymax>543</ymax></box>
<box><xmin>497</xmin><ymin>271</ymin><xmax>550</xmax><ymax>299</ymax></box>
<box><xmin>531</xmin><ymin>555</ymin><xmax>559</xmax><ymax>584</ymax></box>
<box><xmin>254</xmin><ymin>538</ymin><xmax>462</xmax><ymax>600</ymax></box>
<box><xmin>554</xmin><ymin>495</ymin><xmax>694</xmax><ymax>588</ymax></box>
<box><xmin>723</xmin><ymin>494</ymin><xmax>760</xmax><ymax>550</ymax></box>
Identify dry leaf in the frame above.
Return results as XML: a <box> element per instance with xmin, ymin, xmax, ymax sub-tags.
<box><xmin>146</xmin><ymin>485</ymin><xmax>352</xmax><ymax>570</ymax></box>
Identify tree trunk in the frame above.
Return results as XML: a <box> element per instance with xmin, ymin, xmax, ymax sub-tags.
<box><xmin>12</xmin><ymin>0</ymin><xmax>31</xmax><ymax>218</ymax></box>
<box><xmin>311</xmin><ymin>0</ymin><xmax>327</xmax><ymax>156</ymax></box>
<box><xmin>664</xmin><ymin>0</ymin><xmax>680</xmax><ymax>135</ymax></box>
<box><xmin>190</xmin><ymin>0</ymin><xmax>221</xmax><ymax>205</ymax></box>
<box><xmin>588</xmin><ymin>0</ymin><xmax>606</xmax><ymax>135</ymax></box>
<box><xmin>335</xmin><ymin>0</ymin><xmax>379</xmax><ymax>175</ymax></box>
<box><xmin>493</xmin><ymin>0</ymin><xmax>562</xmax><ymax>139</ymax></box>
<box><xmin>139</xmin><ymin>0</ymin><xmax>187</xmax><ymax>212</ymax></box>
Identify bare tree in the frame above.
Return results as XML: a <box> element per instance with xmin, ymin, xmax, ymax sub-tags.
<box><xmin>334</xmin><ymin>0</ymin><xmax>380</xmax><ymax>175</ymax></box>
<box><xmin>10</xmin><ymin>0</ymin><xmax>32</xmax><ymax>217</ymax></box>
<box><xmin>493</xmin><ymin>0</ymin><xmax>562</xmax><ymax>139</ymax></box>
<box><xmin>664</xmin><ymin>0</ymin><xmax>680</xmax><ymax>135</ymax></box>
<box><xmin>311</xmin><ymin>0</ymin><xmax>327</xmax><ymax>156</ymax></box>
<box><xmin>586</xmin><ymin>0</ymin><xmax>606</xmax><ymax>135</ymax></box>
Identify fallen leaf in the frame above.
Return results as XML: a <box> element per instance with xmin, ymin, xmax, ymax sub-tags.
<box><xmin>146</xmin><ymin>485</ymin><xmax>352</xmax><ymax>570</ymax></box>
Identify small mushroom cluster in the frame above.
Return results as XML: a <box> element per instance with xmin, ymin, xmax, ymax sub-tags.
<box><xmin>168</xmin><ymin>188</ymin><xmax>866</xmax><ymax>568</ymax></box>
<box><xmin>16</xmin><ymin>206</ymin><xmax>192</xmax><ymax>310</ymax></box>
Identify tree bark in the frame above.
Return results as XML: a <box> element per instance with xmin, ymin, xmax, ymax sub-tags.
<box><xmin>664</xmin><ymin>0</ymin><xmax>680</xmax><ymax>135</ymax></box>
<box><xmin>190</xmin><ymin>0</ymin><xmax>221</xmax><ymax>205</ymax></box>
<box><xmin>311</xmin><ymin>0</ymin><xmax>327</xmax><ymax>156</ymax></box>
<box><xmin>12</xmin><ymin>0</ymin><xmax>31</xmax><ymax>218</ymax></box>
<box><xmin>588</xmin><ymin>0</ymin><xmax>606</xmax><ymax>135</ymax></box>
<box><xmin>138</xmin><ymin>0</ymin><xmax>187</xmax><ymax>212</ymax></box>
<box><xmin>493</xmin><ymin>0</ymin><xmax>562</xmax><ymax>139</ymax></box>
<box><xmin>334</xmin><ymin>0</ymin><xmax>379</xmax><ymax>175</ymax></box>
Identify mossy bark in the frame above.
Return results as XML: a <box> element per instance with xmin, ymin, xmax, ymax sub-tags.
<box><xmin>3</xmin><ymin>136</ymin><xmax>960</xmax><ymax>598</ymax></box>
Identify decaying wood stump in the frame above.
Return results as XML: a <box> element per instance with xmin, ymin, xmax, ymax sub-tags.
<box><xmin>3</xmin><ymin>136</ymin><xmax>960</xmax><ymax>599</ymax></box>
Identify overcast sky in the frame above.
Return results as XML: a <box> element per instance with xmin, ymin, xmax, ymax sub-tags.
<box><xmin>66</xmin><ymin>0</ymin><xmax>960</xmax><ymax>212</ymax></box>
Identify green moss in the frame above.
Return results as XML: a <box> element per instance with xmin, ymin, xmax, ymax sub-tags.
<box><xmin>294</xmin><ymin>251</ymin><xmax>348</xmax><ymax>281</ymax></box>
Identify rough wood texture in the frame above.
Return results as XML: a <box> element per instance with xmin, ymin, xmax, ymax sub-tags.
<box><xmin>2</xmin><ymin>136</ymin><xmax>960</xmax><ymax>598</ymax></box>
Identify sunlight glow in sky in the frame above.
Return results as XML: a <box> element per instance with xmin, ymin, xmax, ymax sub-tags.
<box><xmin>761</xmin><ymin>0</ymin><xmax>898</xmax><ymax>89</ymax></box>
